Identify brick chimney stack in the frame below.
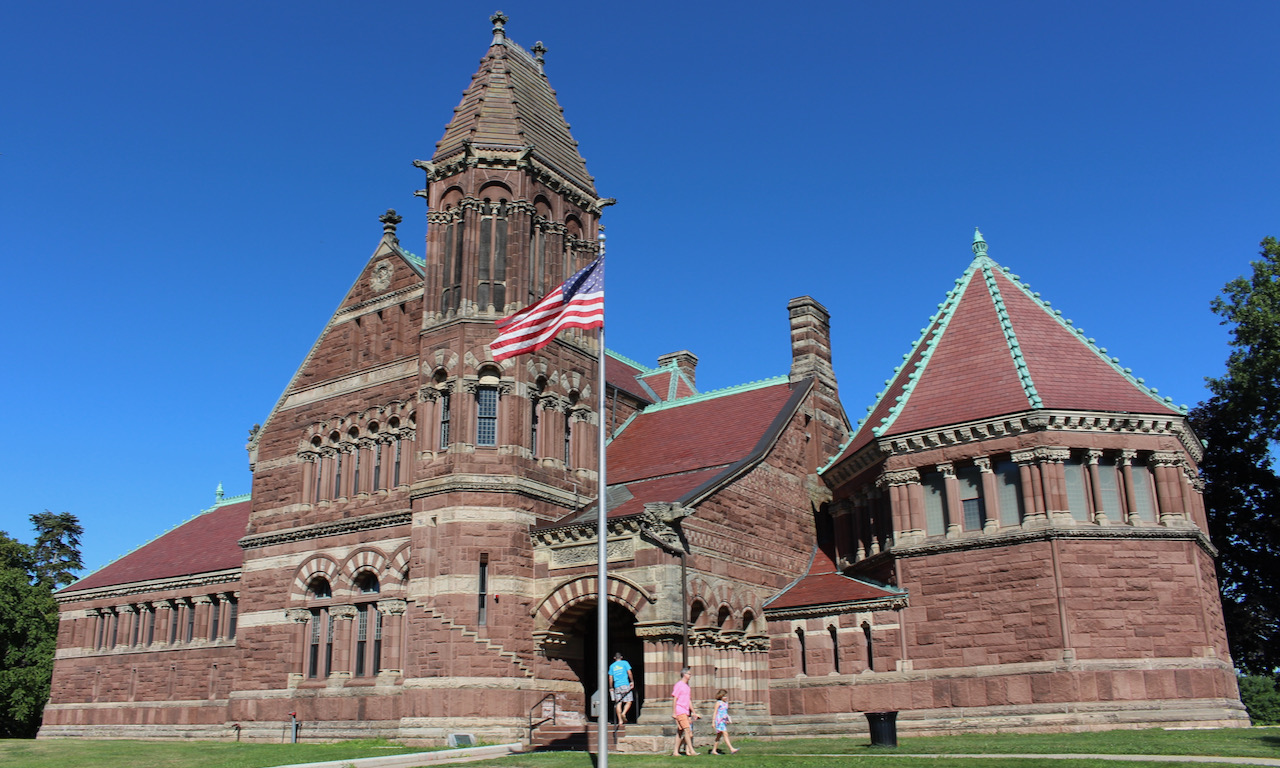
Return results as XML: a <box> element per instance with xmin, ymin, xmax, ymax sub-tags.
<box><xmin>788</xmin><ymin>297</ymin><xmax>836</xmax><ymax>390</ymax></box>
<box><xmin>657</xmin><ymin>350</ymin><xmax>698</xmax><ymax>387</ymax></box>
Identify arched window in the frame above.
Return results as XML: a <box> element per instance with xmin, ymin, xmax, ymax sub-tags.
<box><xmin>717</xmin><ymin>606</ymin><xmax>732</xmax><ymax>630</ymax></box>
<box><xmin>689</xmin><ymin>601</ymin><xmax>706</xmax><ymax>628</ymax></box>
<box><xmin>476</xmin><ymin>368</ymin><xmax>501</xmax><ymax>448</ymax></box>
<box><xmin>741</xmin><ymin>610</ymin><xmax>756</xmax><ymax>634</ymax></box>
<box><xmin>477</xmin><ymin>191</ymin><xmax>510</xmax><ymax>311</ymax></box>
<box><xmin>308</xmin><ymin>576</ymin><xmax>332</xmax><ymax>600</ymax></box>
<box><xmin>354</xmin><ymin>572</ymin><xmax>382</xmax><ymax>677</ymax></box>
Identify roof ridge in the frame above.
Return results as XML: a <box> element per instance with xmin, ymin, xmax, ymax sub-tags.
<box><xmin>606</xmin><ymin>349</ymin><xmax>653</xmax><ymax>373</ymax></box>
<box><xmin>990</xmin><ymin>261</ymin><xmax>1189</xmax><ymax>414</ymax></box>
<box><xmin>637</xmin><ymin>375</ymin><xmax>789</xmax><ymax>413</ymax></box>
<box><xmin>870</xmin><ymin>260</ymin><xmax>984</xmax><ymax>438</ymax></box>
<box><xmin>981</xmin><ymin>259</ymin><xmax>1042</xmax><ymax>409</ymax></box>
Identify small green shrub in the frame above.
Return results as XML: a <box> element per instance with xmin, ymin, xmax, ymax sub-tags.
<box><xmin>1239</xmin><ymin>674</ymin><xmax>1280</xmax><ymax>725</ymax></box>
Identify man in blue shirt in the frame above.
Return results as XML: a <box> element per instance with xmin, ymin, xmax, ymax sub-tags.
<box><xmin>607</xmin><ymin>651</ymin><xmax>635</xmax><ymax>724</ymax></box>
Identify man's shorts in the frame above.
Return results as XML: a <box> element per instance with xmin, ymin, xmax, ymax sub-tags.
<box><xmin>610</xmin><ymin>683</ymin><xmax>633</xmax><ymax>703</ymax></box>
<box><xmin>674</xmin><ymin>713</ymin><xmax>691</xmax><ymax>730</ymax></box>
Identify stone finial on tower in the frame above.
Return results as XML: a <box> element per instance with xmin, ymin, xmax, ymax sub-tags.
<box><xmin>532</xmin><ymin>40</ymin><xmax>547</xmax><ymax>71</ymax></box>
<box><xmin>380</xmin><ymin>208</ymin><xmax>403</xmax><ymax>243</ymax></box>
<box><xmin>972</xmin><ymin>227</ymin><xmax>988</xmax><ymax>257</ymax></box>
<box><xmin>788</xmin><ymin>296</ymin><xmax>836</xmax><ymax>391</ymax></box>
<box><xmin>491</xmin><ymin>10</ymin><xmax>508</xmax><ymax>44</ymax></box>
<box><xmin>215</xmin><ymin>483</ymin><xmax>225</xmax><ymax>503</ymax></box>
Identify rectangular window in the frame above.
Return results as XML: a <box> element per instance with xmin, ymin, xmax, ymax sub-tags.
<box><xmin>922</xmin><ymin>471</ymin><xmax>947</xmax><ymax>536</ymax></box>
<box><xmin>324</xmin><ymin>611</ymin><xmax>334</xmax><ymax>676</ymax></box>
<box><xmin>1129</xmin><ymin>462</ymin><xmax>1158</xmax><ymax>523</ymax></box>
<box><xmin>109</xmin><ymin>611</ymin><xmax>119</xmax><ymax>648</ymax></box>
<box><xmin>439</xmin><ymin>394</ymin><xmax>451</xmax><ymax>449</ymax></box>
<box><xmin>563</xmin><ymin>413</ymin><xmax>572</xmax><ymax>466</ymax></box>
<box><xmin>146</xmin><ymin>606</ymin><xmax>155</xmax><ymax>646</ymax></box>
<box><xmin>169</xmin><ymin>606</ymin><xmax>179</xmax><ymax>644</ymax></box>
<box><xmin>1064</xmin><ymin>459</ymin><xmax>1090</xmax><ymax>521</ymax></box>
<box><xmin>477</xmin><ymin>387</ymin><xmax>498</xmax><ymax>447</ymax></box>
<box><xmin>356</xmin><ymin>606</ymin><xmax>368</xmax><ymax>677</ymax></box>
<box><xmin>308</xmin><ymin>609</ymin><xmax>322</xmax><ymax>678</ymax></box>
<box><xmin>995</xmin><ymin>460</ymin><xmax>1023</xmax><ymax>526</ymax></box>
<box><xmin>227</xmin><ymin>599</ymin><xmax>238</xmax><ymax>640</ymax></box>
<box><xmin>315</xmin><ymin>455</ymin><xmax>324</xmax><ymax>501</ymax></box>
<box><xmin>957</xmin><ymin>466</ymin><xmax>984</xmax><ymax>530</ymax></box>
<box><xmin>95</xmin><ymin>613</ymin><xmax>105</xmax><ymax>649</ymax></box>
<box><xmin>478</xmin><ymin>553</ymin><xmax>489</xmax><ymax>626</ymax></box>
<box><xmin>334</xmin><ymin>453</ymin><xmax>343</xmax><ymax>497</ymax></box>
<box><xmin>393</xmin><ymin>438</ymin><xmax>402</xmax><ymax>487</ymax></box>
<box><xmin>353</xmin><ymin>449</ymin><xmax>361</xmax><ymax>494</ymax></box>
<box><xmin>209</xmin><ymin>598</ymin><xmax>221</xmax><ymax>641</ymax></box>
<box><xmin>185</xmin><ymin>602</ymin><xmax>195</xmax><ymax>642</ymax></box>
<box><xmin>1097</xmin><ymin>459</ymin><xmax>1123</xmax><ymax>517</ymax></box>
<box><xmin>372</xmin><ymin>610</ymin><xmax>382</xmax><ymax>674</ymax></box>
<box><xmin>530</xmin><ymin>401</ymin><xmax>539</xmax><ymax>457</ymax></box>
<box><xmin>130</xmin><ymin>610</ymin><xmax>140</xmax><ymax>646</ymax></box>
<box><xmin>373</xmin><ymin>443</ymin><xmax>382</xmax><ymax>492</ymax></box>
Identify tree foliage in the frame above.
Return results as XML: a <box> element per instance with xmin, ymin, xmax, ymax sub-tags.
<box><xmin>1189</xmin><ymin>237</ymin><xmax>1280</xmax><ymax>675</ymax></box>
<box><xmin>0</xmin><ymin>512</ymin><xmax>83</xmax><ymax>738</ymax></box>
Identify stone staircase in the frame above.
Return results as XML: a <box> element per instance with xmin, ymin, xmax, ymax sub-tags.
<box><xmin>421</xmin><ymin>606</ymin><xmax>535</xmax><ymax>678</ymax></box>
<box><xmin>529</xmin><ymin>722</ymin><xmax>630</xmax><ymax>752</ymax></box>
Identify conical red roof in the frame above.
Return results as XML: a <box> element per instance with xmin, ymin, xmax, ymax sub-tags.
<box><xmin>433</xmin><ymin>18</ymin><xmax>595</xmax><ymax>195</ymax></box>
<box><xmin>829</xmin><ymin>243</ymin><xmax>1181</xmax><ymax>467</ymax></box>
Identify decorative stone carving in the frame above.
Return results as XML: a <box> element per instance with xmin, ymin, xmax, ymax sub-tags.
<box><xmin>638</xmin><ymin>502</ymin><xmax>692</xmax><ymax>553</ymax></box>
<box><xmin>376</xmin><ymin>599</ymin><xmax>408</xmax><ymax>616</ymax></box>
<box><xmin>877</xmin><ymin>468</ymin><xmax>920</xmax><ymax>487</ymax></box>
<box><xmin>329</xmin><ymin>604</ymin><xmax>358</xmax><ymax>621</ymax></box>
<box><xmin>549</xmin><ymin>537</ymin><xmax>634</xmax><ymax>568</ymax></box>
<box><xmin>286</xmin><ymin>608</ymin><xmax>312</xmax><ymax>623</ymax></box>
<box><xmin>370</xmin><ymin>259</ymin><xmax>394</xmax><ymax>293</ymax></box>
<box><xmin>973</xmin><ymin>456</ymin><xmax>992</xmax><ymax>473</ymax></box>
<box><xmin>936</xmin><ymin>462</ymin><xmax>956</xmax><ymax>478</ymax></box>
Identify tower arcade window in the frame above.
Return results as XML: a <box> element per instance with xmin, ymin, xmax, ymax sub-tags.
<box><xmin>439</xmin><ymin>393</ymin><xmax>451</xmax><ymax>449</ymax></box>
<box><xmin>957</xmin><ymin>465</ymin><xmax>985</xmax><ymax>530</ymax></box>
<box><xmin>354</xmin><ymin>572</ymin><xmax>381</xmax><ymax>677</ymax></box>
<box><xmin>442</xmin><ymin>204</ymin><xmax>464</xmax><ymax>313</ymax></box>
<box><xmin>477</xmin><ymin>387</ymin><xmax>498</xmax><ymax>447</ymax></box>
<box><xmin>477</xmin><ymin>197</ymin><xmax>509</xmax><ymax>310</ymax></box>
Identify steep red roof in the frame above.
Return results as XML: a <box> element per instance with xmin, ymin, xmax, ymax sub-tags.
<box><xmin>766</xmin><ymin>546</ymin><xmax>902</xmax><ymax>610</ymax></box>
<box><xmin>63</xmin><ymin>500</ymin><xmax>251</xmax><ymax>593</ymax></box>
<box><xmin>544</xmin><ymin>379</ymin><xmax>805</xmax><ymax>527</ymax></box>
<box><xmin>606</xmin><ymin>352</ymin><xmax>653</xmax><ymax>403</ymax></box>
<box><xmin>830</xmin><ymin>249</ymin><xmax>1180</xmax><ymax>465</ymax></box>
<box><xmin>608</xmin><ymin>381</ymin><xmax>797</xmax><ymax>484</ymax></box>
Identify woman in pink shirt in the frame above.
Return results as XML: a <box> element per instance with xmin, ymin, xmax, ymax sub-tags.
<box><xmin>670</xmin><ymin>667</ymin><xmax>700</xmax><ymax>756</ymax></box>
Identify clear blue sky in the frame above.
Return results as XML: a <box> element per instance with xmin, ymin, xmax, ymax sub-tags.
<box><xmin>2</xmin><ymin>2</ymin><xmax>1276</xmax><ymax>576</ymax></box>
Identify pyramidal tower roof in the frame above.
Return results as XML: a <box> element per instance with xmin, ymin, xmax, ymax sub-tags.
<box><xmin>829</xmin><ymin>230</ymin><xmax>1183</xmax><ymax>465</ymax></box>
<box><xmin>432</xmin><ymin>11</ymin><xmax>595</xmax><ymax>195</ymax></box>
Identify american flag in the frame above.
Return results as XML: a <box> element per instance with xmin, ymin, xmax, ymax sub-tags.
<box><xmin>490</xmin><ymin>255</ymin><xmax>604</xmax><ymax>361</ymax></box>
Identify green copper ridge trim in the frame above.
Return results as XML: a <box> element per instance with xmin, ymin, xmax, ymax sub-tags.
<box><xmin>638</xmin><ymin>375</ymin><xmax>790</xmax><ymax>414</ymax></box>
<box><xmin>392</xmin><ymin>243</ymin><xmax>425</xmax><ymax>270</ymax></box>
<box><xmin>870</xmin><ymin>260</ymin><xmax>983</xmax><ymax>438</ymax></box>
<box><xmin>990</xmin><ymin>261</ymin><xmax>1187</xmax><ymax>414</ymax></box>
<box><xmin>981</xmin><ymin>257</ymin><xmax>1043</xmax><ymax>409</ymax></box>
<box><xmin>205</xmin><ymin>492</ymin><xmax>251</xmax><ymax>514</ymax></box>
<box><xmin>606</xmin><ymin>349</ymin><xmax>655</xmax><ymax>374</ymax></box>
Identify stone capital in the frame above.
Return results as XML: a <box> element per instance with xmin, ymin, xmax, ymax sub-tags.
<box><xmin>376</xmin><ymin>598</ymin><xmax>408</xmax><ymax>616</ymax></box>
<box><xmin>936</xmin><ymin>462</ymin><xmax>956</xmax><ymax>478</ymax></box>
<box><xmin>285</xmin><ymin>608</ymin><xmax>312</xmax><ymax>624</ymax></box>
<box><xmin>1148</xmin><ymin>451</ymin><xmax>1183</xmax><ymax>468</ymax></box>
<box><xmin>1084</xmin><ymin>449</ymin><xmax>1103</xmax><ymax>465</ymax></box>
<box><xmin>329</xmin><ymin>604</ymin><xmax>358</xmax><ymax>620</ymax></box>
<box><xmin>878</xmin><ymin>467</ymin><xmax>920</xmax><ymax>487</ymax></box>
<box><xmin>973</xmin><ymin>456</ymin><xmax>992</xmax><ymax>473</ymax></box>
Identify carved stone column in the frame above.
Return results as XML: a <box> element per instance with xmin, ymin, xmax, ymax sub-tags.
<box><xmin>192</xmin><ymin>595</ymin><xmax>212</xmax><ymax>643</ymax></box>
<box><xmin>1012</xmin><ymin>450</ymin><xmax>1046</xmax><ymax>527</ymax></box>
<box><xmin>376</xmin><ymin>599</ymin><xmax>408</xmax><ymax>676</ymax></box>
<box><xmin>119</xmin><ymin>604</ymin><xmax>138</xmax><ymax>647</ymax></box>
<box><xmin>1039</xmin><ymin>448</ymin><xmax>1072</xmax><ymax>524</ymax></box>
<box><xmin>299</xmin><ymin>451</ymin><xmax>318</xmax><ymax>505</ymax></box>
<box><xmin>938</xmin><ymin>463</ymin><xmax>961</xmax><ymax>538</ymax></box>
<box><xmin>974</xmin><ymin>457</ymin><xmax>1000</xmax><ymax>534</ymax></box>
<box><xmin>1119</xmin><ymin>450</ymin><xmax>1141</xmax><ymax>525</ymax></box>
<box><xmin>1149</xmin><ymin>451</ymin><xmax>1186</xmax><ymax>526</ymax></box>
<box><xmin>286</xmin><ymin>608</ymin><xmax>312</xmax><ymax>684</ymax></box>
<box><xmin>329</xmin><ymin>604</ymin><xmax>358</xmax><ymax>683</ymax></box>
<box><xmin>1084</xmin><ymin>450</ymin><xmax>1108</xmax><ymax>525</ymax></box>
<box><xmin>878</xmin><ymin>468</ymin><xmax>921</xmax><ymax>547</ymax></box>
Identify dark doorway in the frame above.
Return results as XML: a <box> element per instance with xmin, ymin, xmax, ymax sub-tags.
<box><xmin>570</xmin><ymin>602</ymin><xmax>643</xmax><ymax>723</ymax></box>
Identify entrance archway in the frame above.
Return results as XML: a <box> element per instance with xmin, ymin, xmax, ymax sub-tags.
<box><xmin>567</xmin><ymin>601</ymin><xmax>643</xmax><ymax>723</ymax></box>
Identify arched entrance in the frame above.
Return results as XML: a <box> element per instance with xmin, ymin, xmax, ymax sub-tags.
<box><xmin>570</xmin><ymin>602</ymin><xmax>644</xmax><ymax>723</ymax></box>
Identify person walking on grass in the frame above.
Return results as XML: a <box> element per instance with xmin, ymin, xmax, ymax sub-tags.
<box><xmin>608</xmin><ymin>651</ymin><xmax>634</xmax><ymax>725</ymax></box>
<box><xmin>710</xmin><ymin>688</ymin><xmax>739</xmax><ymax>754</ymax></box>
<box><xmin>671</xmin><ymin>667</ymin><xmax>700</xmax><ymax>756</ymax></box>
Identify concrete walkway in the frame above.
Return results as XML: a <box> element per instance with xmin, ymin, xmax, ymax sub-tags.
<box><xmin>270</xmin><ymin>742</ymin><xmax>523</xmax><ymax>768</ymax></box>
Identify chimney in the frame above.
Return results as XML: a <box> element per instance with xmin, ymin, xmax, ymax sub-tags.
<box><xmin>657</xmin><ymin>350</ymin><xmax>698</xmax><ymax>387</ymax></box>
<box><xmin>788</xmin><ymin>296</ymin><xmax>835</xmax><ymax>390</ymax></box>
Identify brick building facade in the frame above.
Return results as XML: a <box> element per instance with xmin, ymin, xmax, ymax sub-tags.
<box><xmin>41</xmin><ymin>14</ymin><xmax>1247</xmax><ymax>744</ymax></box>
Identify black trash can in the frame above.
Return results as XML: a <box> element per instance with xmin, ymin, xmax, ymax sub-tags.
<box><xmin>865</xmin><ymin>711</ymin><xmax>898</xmax><ymax>747</ymax></box>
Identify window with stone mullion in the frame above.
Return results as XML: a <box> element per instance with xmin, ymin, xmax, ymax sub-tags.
<box><xmin>442</xmin><ymin>217</ymin><xmax>464</xmax><ymax>312</ymax></box>
<box><xmin>477</xmin><ymin>201</ymin><xmax>508</xmax><ymax>311</ymax></box>
<box><xmin>477</xmin><ymin>387</ymin><xmax>498</xmax><ymax>447</ymax></box>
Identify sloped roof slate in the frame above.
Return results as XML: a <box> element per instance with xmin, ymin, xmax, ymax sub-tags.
<box><xmin>766</xmin><ymin>546</ymin><xmax>902</xmax><ymax>610</ymax></box>
<box><xmin>63</xmin><ymin>499</ymin><xmax>251</xmax><ymax>594</ymax></box>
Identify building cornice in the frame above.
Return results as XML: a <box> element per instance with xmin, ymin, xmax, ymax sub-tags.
<box><xmin>826</xmin><ymin>408</ymin><xmax>1202</xmax><ymax>487</ymax></box>
<box><xmin>765</xmin><ymin>594</ymin><xmax>910</xmax><ymax>622</ymax></box>
<box><xmin>238</xmin><ymin>509</ymin><xmax>411</xmax><ymax>550</ymax></box>
<box><xmin>57</xmin><ymin>568</ymin><xmax>242</xmax><ymax>604</ymax></box>
<box><xmin>409</xmin><ymin>473</ymin><xmax>583</xmax><ymax>509</ymax></box>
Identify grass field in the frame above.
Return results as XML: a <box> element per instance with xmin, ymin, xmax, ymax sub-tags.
<box><xmin>2</xmin><ymin>728</ymin><xmax>1277</xmax><ymax>768</ymax></box>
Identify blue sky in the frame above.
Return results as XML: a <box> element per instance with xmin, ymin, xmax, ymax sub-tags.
<box><xmin>2</xmin><ymin>2</ymin><xmax>1276</xmax><ymax>576</ymax></box>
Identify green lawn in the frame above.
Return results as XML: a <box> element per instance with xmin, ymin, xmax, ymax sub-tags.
<box><xmin>2</xmin><ymin>728</ymin><xmax>1277</xmax><ymax>768</ymax></box>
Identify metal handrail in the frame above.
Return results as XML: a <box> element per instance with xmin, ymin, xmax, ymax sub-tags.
<box><xmin>527</xmin><ymin>692</ymin><xmax>557</xmax><ymax>738</ymax></box>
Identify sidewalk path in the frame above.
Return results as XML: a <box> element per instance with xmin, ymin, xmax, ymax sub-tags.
<box><xmin>270</xmin><ymin>742</ymin><xmax>523</xmax><ymax>768</ymax></box>
<box><xmin>800</xmin><ymin>754</ymin><xmax>1280</xmax><ymax>767</ymax></box>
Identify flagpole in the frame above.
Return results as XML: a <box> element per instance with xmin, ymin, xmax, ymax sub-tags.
<box><xmin>595</xmin><ymin>234</ymin><xmax>609</xmax><ymax>766</ymax></box>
